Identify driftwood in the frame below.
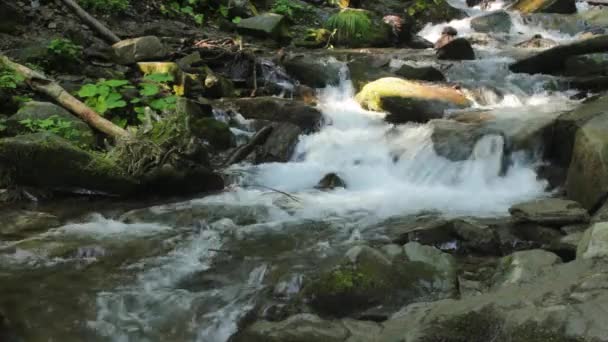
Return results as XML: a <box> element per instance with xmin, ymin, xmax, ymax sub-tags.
<box><xmin>223</xmin><ymin>125</ymin><xmax>274</xmax><ymax>166</ymax></box>
<box><xmin>0</xmin><ymin>56</ymin><xmax>129</xmax><ymax>139</ymax></box>
<box><xmin>60</xmin><ymin>0</ymin><xmax>121</xmax><ymax>45</ymax></box>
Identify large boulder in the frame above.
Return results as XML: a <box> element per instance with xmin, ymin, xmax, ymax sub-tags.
<box><xmin>509</xmin><ymin>0</ymin><xmax>576</xmax><ymax>14</ymax></box>
<box><xmin>228</xmin><ymin>97</ymin><xmax>323</xmax><ymax>131</ymax></box>
<box><xmin>471</xmin><ymin>11</ymin><xmax>512</xmax><ymax>33</ymax></box>
<box><xmin>565</xmin><ymin>109</ymin><xmax>608</xmax><ymax>210</ymax></box>
<box><xmin>577</xmin><ymin>222</ymin><xmax>608</xmax><ymax>259</ymax></box>
<box><xmin>112</xmin><ymin>36</ymin><xmax>168</xmax><ymax>65</ymax></box>
<box><xmin>394</xmin><ymin>64</ymin><xmax>446</xmax><ymax>82</ymax></box>
<box><xmin>406</xmin><ymin>0</ymin><xmax>467</xmax><ymax>30</ymax></box>
<box><xmin>510</xmin><ymin>34</ymin><xmax>608</xmax><ymax>74</ymax></box>
<box><xmin>236</xmin><ymin>13</ymin><xmax>289</xmax><ymax>40</ymax></box>
<box><xmin>348</xmin><ymin>55</ymin><xmax>395</xmax><ymax>92</ymax></box>
<box><xmin>7</xmin><ymin>102</ymin><xmax>95</xmax><ymax>147</ymax></box>
<box><xmin>355</xmin><ymin>78</ymin><xmax>471</xmax><ymax>124</ymax></box>
<box><xmin>0</xmin><ymin>133</ymin><xmax>136</xmax><ymax>195</ymax></box>
<box><xmin>436</xmin><ymin>38</ymin><xmax>475</xmax><ymax>60</ymax></box>
<box><xmin>302</xmin><ymin>245</ymin><xmax>455</xmax><ymax>317</ymax></box>
<box><xmin>493</xmin><ymin>249</ymin><xmax>562</xmax><ymax>287</ymax></box>
<box><xmin>509</xmin><ymin>198</ymin><xmax>589</xmax><ymax>226</ymax></box>
<box><xmin>429</xmin><ymin>119</ymin><xmax>505</xmax><ymax>162</ymax></box>
<box><xmin>283</xmin><ymin>54</ymin><xmax>342</xmax><ymax>88</ymax></box>
<box><xmin>563</xmin><ymin>53</ymin><xmax>608</xmax><ymax>77</ymax></box>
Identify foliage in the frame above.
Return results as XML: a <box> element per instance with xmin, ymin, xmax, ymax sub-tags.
<box><xmin>19</xmin><ymin>115</ymin><xmax>85</xmax><ymax>144</ymax></box>
<box><xmin>77</xmin><ymin>74</ymin><xmax>178</xmax><ymax>128</ymax></box>
<box><xmin>0</xmin><ymin>118</ymin><xmax>6</xmax><ymax>133</ymax></box>
<box><xmin>271</xmin><ymin>0</ymin><xmax>312</xmax><ymax>21</ymax></box>
<box><xmin>77</xmin><ymin>0</ymin><xmax>129</xmax><ymax>12</ymax></box>
<box><xmin>160</xmin><ymin>0</ymin><xmax>205</xmax><ymax>25</ymax></box>
<box><xmin>0</xmin><ymin>67</ymin><xmax>24</xmax><ymax>89</ymax></box>
<box><xmin>325</xmin><ymin>9</ymin><xmax>372</xmax><ymax>43</ymax></box>
<box><xmin>48</xmin><ymin>38</ymin><xmax>82</xmax><ymax>61</ymax></box>
<box><xmin>407</xmin><ymin>0</ymin><xmax>441</xmax><ymax>16</ymax></box>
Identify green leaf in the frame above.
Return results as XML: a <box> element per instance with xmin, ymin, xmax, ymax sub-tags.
<box><xmin>219</xmin><ymin>5</ymin><xmax>229</xmax><ymax>17</ymax></box>
<box><xmin>139</xmin><ymin>83</ymin><xmax>161</xmax><ymax>96</ymax></box>
<box><xmin>78</xmin><ymin>84</ymin><xmax>99</xmax><ymax>98</ymax></box>
<box><xmin>144</xmin><ymin>73</ymin><xmax>174</xmax><ymax>83</ymax></box>
<box><xmin>112</xmin><ymin>117</ymin><xmax>128</xmax><ymax>128</ymax></box>
<box><xmin>194</xmin><ymin>14</ymin><xmax>204</xmax><ymax>25</ymax></box>
<box><xmin>232</xmin><ymin>16</ymin><xmax>242</xmax><ymax>24</ymax></box>
<box><xmin>102</xmin><ymin>79</ymin><xmax>130</xmax><ymax>88</ymax></box>
<box><xmin>181</xmin><ymin>5</ymin><xmax>194</xmax><ymax>15</ymax></box>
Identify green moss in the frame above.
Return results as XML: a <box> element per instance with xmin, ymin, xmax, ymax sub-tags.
<box><xmin>325</xmin><ymin>9</ymin><xmax>391</xmax><ymax>47</ymax></box>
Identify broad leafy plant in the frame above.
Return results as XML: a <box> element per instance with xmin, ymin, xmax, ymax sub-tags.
<box><xmin>20</xmin><ymin>115</ymin><xmax>86</xmax><ymax>144</ymax></box>
<box><xmin>77</xmin><ymin>79</ymin><xmax>129</xmax><ymax>115</ymax></box>
<box><xmin>48</xmin><ymin>38</ymin><xmax>82</xmax><ymax>61</ymax></box>
<box><xmin>0</xmin><ymin>67</ymin><xmax>24</xmax><ymax>89</ymax></box>
<box><xmin>160</xmin><ymin>0</ymin><xmax>205</xmax><ymax>25</ymax></box>
<box><xmin>271</xmin><ymin>0</ymin><xmax>312</xmax><ymax>21</ymax></box>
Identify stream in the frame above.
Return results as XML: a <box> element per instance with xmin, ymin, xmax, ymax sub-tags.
<box><xmin>0</xmin><ymin>1</ymin><xmax>593</xmax><ymax>341</ymax></box>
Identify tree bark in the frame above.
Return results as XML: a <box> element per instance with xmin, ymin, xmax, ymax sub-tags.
<box><xmin>60</xmin><ymin>0</ymin><xmax>121</xmax><ymax>45</ymax></box>
<box><xmin>0</xmin><ymin>56</ymin><xmax>129</xmax><ymax>139</ymax></box>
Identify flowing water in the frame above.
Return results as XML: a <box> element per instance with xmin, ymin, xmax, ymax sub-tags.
<box><xmin>0</xmin><ymin>2</ymin><xmax>592</xmax><ymax>341</ymax></box>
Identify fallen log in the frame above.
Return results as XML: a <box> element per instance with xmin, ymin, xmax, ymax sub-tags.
<box><xmin>60</xmin><ymin>0</ymin><xmax>121</xmax><ymax>45</ymax></box>
<box><xmin>0</xmin><ymin>55</ymin><xmax>129</xmax><ymax>139</ymax></box>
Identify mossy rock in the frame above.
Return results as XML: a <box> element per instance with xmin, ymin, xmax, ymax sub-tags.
<box><xmin>406</xmin><ymin>0</ymin><xmax>467</xmax><ymax>30</ymax></box>
<box><xmin>355</xmin><ymin>77</ymin><xmax>471</xmax><ymax>123</ymax></box>
<box><xmin>325</xmin><ymin>9</ymin><xmax>392</xmax><ymax>48</ymax></box>
<box><xmin>190</xmin><ymin>118</ymin><xmax>235</xmax><ymax>150</ymax></box>
<box><xmin>303</xmin><ymin>246</ymin><xmax>444</xmax><ymax>317</ymax></box>
<box><xmin>0</xmin><ymin>132</ymin><xmax>136</xmax><ymax>195</ymax></box>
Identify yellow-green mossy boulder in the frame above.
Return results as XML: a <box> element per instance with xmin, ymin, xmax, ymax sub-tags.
<box><xmin>355</xmin><ymin>77</ymin><xmax>471</xmax><ymax>123</ymax></box>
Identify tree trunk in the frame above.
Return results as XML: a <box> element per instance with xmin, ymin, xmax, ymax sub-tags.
<box><xmin>60</xmin><ymin>0</ymin><xmax>121</xmax><ymax>45</ymax></box>
<box><xmin>0</xmin><ymin>56</ymin><xmax>129</xmax><ymax>139</ymax></box>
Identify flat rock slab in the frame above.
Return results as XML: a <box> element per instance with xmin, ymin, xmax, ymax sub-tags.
<box><xmin>509</xmin><ymin>198</ymin><xmax>589</xmax><ymax>226</ymax></box>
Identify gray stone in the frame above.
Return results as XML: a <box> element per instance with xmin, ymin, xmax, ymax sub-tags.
<box><xmin>577</xmin><ymin>222</ymin><xmax>608</xmax><ymax>259</ymax></box>
<box><xmin>471</xmin><ymin>10</ymin><xmax>512</xmax><ymax>33</ymax></box>
<box><xmin>255</xmin><ymin>122</ymin><xmax>301</xmax><ymax>163</ymax></box>
<box><xmin>394</xmin><ymin>64</ymin><xmax>445</xmax><ymax>82</ymax></box>
<box><xmin>284</xmin><ymin>54</ymin><xmax>342</xmax><ymax>88</ymax></box>
<box><xmin>112</xmin><ymin>36</ymin><xmax>168</xmax><ymax>65</ymax></box>
<box><xmin>403</xmin><ymin>242</ymin><xmax>456</xmax><ymax>277</ymax></box>
<box><xmin>494</xmin><ymin>249</ymin><xmax>562</xmax><ymax>287</ymax></box>
<box><xmin>236</xmin><ymin>13</ymin><xmax>288</xmax><ymax>40</ymax></box>
<box><xmin>234</xmin><ymin>314</ymin><xmax>348</xmax><ymax>342</ymax></box>
<box><xmin>436</xmin><ymin>38</ymin><xmax>475</xmax><ymax>60</ymax></box>
<box><xmin>509</xmin><ymin>198</ymin><xmax>589</xmax><ymax>226</ymax></box>
<box><xmin>227</xmin><ymin>97</ymin><xmax>322</xmax><ymax>132</ymax></box>
<box><xmin>380</xmin><ymin>244</ymin><xmax>403</xmax><ymax>260</ymax></box>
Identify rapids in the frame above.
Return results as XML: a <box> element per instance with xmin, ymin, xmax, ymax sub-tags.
<box><xmin>0</xmin><ymin>1</ymin><xmax>591</xmax><ymax>341</ymax></box>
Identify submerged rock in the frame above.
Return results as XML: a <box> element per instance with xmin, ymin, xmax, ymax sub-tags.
<box><xmin>315</xmin><ymin>173</ymin><xmax>346</xmax><ymax>190</ymax></box>
<box><xmin>430</xmin><ymin>119</ymin><xmax>505</xmax><ymax>162</ymax></box>
<box><xmin>509</xmin><ymin>198</ymin><xmax>589</xmax><ymax>226</ymax></box>
<box><xmin>255</xmin><ymin>122</ymin><xmax>301</xmax><ymax>163</ymax></box>
<box><xmin>471</xmin><ymin>10</ymin><xmax>512</xmax><ymax>33</ymax></box>
<box><xmin>436</xmin><ymin>38</ymin><xmax>475</xmax><ymax>60</ymax></box>
<box><xmin>355</xmin><ymin>78</ymin><xmax>471</xmax><ymax>123</ymax></box>
<box><xmin>283</xmin><ymin>54</ymin><xmax>342</xmax><ymax>88</ymax></box>
<box><xmin>1</xmin><ymin>210</ymin><xmax>60</xmax><ymax>239</ymax></box>
<box><xmin>112</xmin><ymin>36</ymin><xmax>168</xmax><ymax>65</ymax></box>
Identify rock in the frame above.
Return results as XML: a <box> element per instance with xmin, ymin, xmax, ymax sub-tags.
<box><xmin>0</xmin><ymin>210</ymin><xmax>60</xmax><ymax>239</ymax></box>
<box><xmin>233</xmin><ymin>314</ymin><xmax>382</xmax><ymax>342</ymax></box>
<box><xmin>355</xmin><ymin>78</ymin><xmax>471</xmax><ymax>124</ymax></box>
<box><xmin>255</xmin><ymin>122</ymin><xmax>301</xmax><ymax>163</ymax></box>
<box><xmin>380</xmin><ymin>244</ymin><xmax>403</xmax><ymax>260</ymax></box>
<box><xmin>348</xmin><ymin>55</ymin><xmax>394</xmax><ymax>92</ymax></box>
<box><xmin>403</xmin><ymin>242</ymin><xmax>457</xmax><ymax>278</ymax></box>
<box><xmin>394</xmin><ymin>65</ymin><xmax>446</xmax><ymax>82</ymax></box>
<box><xmin>112</xmin><ymin>36</ymin><xmax>168</xmax><ymax>65</ymax></box>
<box><xmin>137</xmin><ymin>61</ymin><xmax>180</xmax><ymax>78</ymax></box>
<box><xmin>0</xmin><ymin>1</ymin><xmax>24</xmax><ymax>34</ymax></box>
<box><xmin>563</xmin><ymin>52</ymin><xmax>608</xmax><ymax>77</ymax></box>
<box><xmin>566</xmin><ymin>108</ymin><xmax>608</xmax><ymax>210</ymax></box>
<box><xmin>6</xmin><ymin>101</ymin><xmax>95</xmax><ymax>147</ymax></box>
<box><xmin>509</xmin><ymin>0</ymin><xmax>576</xmax><ymax>14</ymax></box>
<box><xmin>203</xmin><ymin>69</ymin><xmax>235</xmax><ymax>98</ymax></box>
<box><xmin>509</xmin><ymin>198</ymin><xmax>589</xmax><ymax>226</ymax></box>
<box><xmin>510</xmin><ymin>34</ymin><xmax>608</xmax><ymax>74</ymax></box>
<box><xmin>513</xmin><ymin>34</ymin><xmax>558</xmax><ymax>49</ymax></box>
<box><xmin>175</xmin><ymin>97</ymin><xmax>213</xmax><ymax>119</ymax></box>
<box><xmin>303</xmin><ymin>245</ymin><xmax>453</xmax><ymax>317</ymax></box>
<box><xmin>430</xmin><ymin>119</ymin><xmax>505</xmax><ymax>162</ymax></box>
<box><xmin>406</xmin><ymin>0</ymin><xmax>467</xmax><ymax>30</ymax></box>
<box><xmin>493</xmin><ymin>249</ymin><xmax>562</xmax><ymax>286</ymax></box>
<box><xmin>522</xmin><ymin>13</ymin><xmax>589</xmax><ymax>36</ymax></box>
<box><xmin>283</xmin><ymin>54</ymin><xmax>342</xmax><ymax>88</ymax></box>
<box><xmin>236</xmin><ymin>13</ymin><xmax>288</xmax><ymax>40</ymax></box>
<box><xmin>315</xmin><ymin>173</ymin><xmax>346</xmax><ymax>190</ymax></box>
<box><xmin>190</xmin><ymin>118</ymin><xmax>235</xmax><ymax>151</ymax></box>
<box><xmin>434</xmin><ymin>26</ymin><xmax>458</xmax><ymax>49</ymax></box>
<box><xmin>0</xmin><ymin>133</ymin><xmax>136</xmax><ymax>195</ymax></box>
<box><xmin>229</xmin><ymin>97</ymin><xmax>323</xmax><ymax>132</ymax></box>
<box><xmin>471</xmin><ymin>10</ymin><xmax>512</xmax><ymax>33</ymax></box>
<box><xmin>546</xmin><ymin>95</ymin><xmax>608</xmax><ymax>168</ymax></box>
<box><xmin>139</xmin><ymin>164</ymin><xmax>224</xmax><ymax>196</ymax></box>
<box><xmin>436</xmin><ymin>38</ymin><xmax>475</xmax><ymax>60</ymax></box>
<box><xmin>577</xmin><ymin>222</ymin><xmax>608</xmax><ymax>259</ymax></box>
